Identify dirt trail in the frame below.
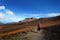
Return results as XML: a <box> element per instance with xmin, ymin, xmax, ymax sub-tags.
<box><xmin>22</xmin><ymin>29</ymin><xmax>45</xmax><ymax>40</ymax></box>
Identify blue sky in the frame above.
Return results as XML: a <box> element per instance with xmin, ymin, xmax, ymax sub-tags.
<box><xmin>0</xmin><ymin>0</ymin><xmax>60</xmax><ymax>23</ymax></box>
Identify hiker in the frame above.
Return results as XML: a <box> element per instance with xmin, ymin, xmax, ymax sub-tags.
<box><xmin>37</xmin><ymin>23</ymin><xmax>40</xmax><ymax>32</ymax></box>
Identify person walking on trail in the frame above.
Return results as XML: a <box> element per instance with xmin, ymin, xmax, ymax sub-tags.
<box><xmin>37</xmin><ymin>23</ymin><xmax>40</xmax><ymax>32</ymax></box>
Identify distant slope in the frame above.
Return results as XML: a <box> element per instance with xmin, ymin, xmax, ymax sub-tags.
<box><xmin>40</xmin><ymin>15</ymin><xmax>60</xmax><ymax>27</ymax></box>
<box><xmin>19</xmin><ymin>18</ymin><xmax>37</xmax><ymax>23</ymax></box>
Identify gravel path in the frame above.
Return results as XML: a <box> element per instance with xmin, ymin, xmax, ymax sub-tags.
<box><xmin>22</xmin><ymin>29</ymin><xmax>45</xmax><ymax>40</ymax></box>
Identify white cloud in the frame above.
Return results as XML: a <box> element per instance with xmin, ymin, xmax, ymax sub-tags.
<box><xmin>0</xmin><ymin>6</ymin><xmax>19</xmax><ymax>23</ymax></box>
<box><xmin>47</xmin><ymin>13</ymin><xmax>60</xmax><ymax>17</ymax></box>
<box><xmin>0</xmin><ymin>6</ymin><xmax>5</xmax><ymax>10</ymax></box>
<box><xmin>32</xmin><ymin>14</ymin><xmax>40</xmax><ymax>17</ymax></box>
<box><xmin>0</xmin><ymin>13</ymin><xmax>4</xmax><ymax>19</ymax></box>
<box><xmin>0</xmin><ymin>12</ymin><xmax>12</xmax><ymax>22</ymax></box>
<box><xmin>6</xmin><ymin>9</ymin><xmax>15</xmax><ymax>15</ymax></box>
<box><xmin>25</xmin><ymin>13</ymin><xmax>41</xmax><ymax>17</ymax></box>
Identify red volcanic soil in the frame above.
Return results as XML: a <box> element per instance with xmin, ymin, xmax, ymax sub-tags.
<box><xmin>0</xmin><ymin>15</ymin><xmax>60</xmax><ymax>36</ymax></box>
<box><xmin>0</xmin><ymin>26</ymin><xmax>33</xmax><ymax>36</ymax></box>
